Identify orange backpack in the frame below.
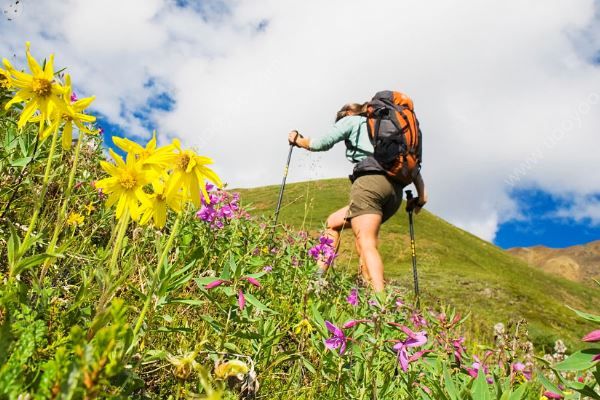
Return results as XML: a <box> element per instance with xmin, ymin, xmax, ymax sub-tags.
<box><xmin>365</xmin><ymin>91</ymin><xmax>422</xmax><ymax>185</ymax></box>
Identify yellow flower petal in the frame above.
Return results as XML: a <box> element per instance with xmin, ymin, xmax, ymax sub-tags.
<box><xmin>62</xmin><ymin>122</ymin><xmax>73</xmax><ymax>150</ymax></box>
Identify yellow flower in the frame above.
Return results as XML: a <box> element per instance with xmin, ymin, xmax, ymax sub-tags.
<box><xmin>84</xmin><ymin>203</ymin><xmax>96</xmax><ymax>215</ymax></box>
<box><xmin>166</xmin><ymin>351</ymin><xmax>199</xmax><ymax>380</ymax></box>
<box><xmin>0</xmin><ymin>67</ymin><xmax>11</xmax><ymax>90</ymax></box>
<box><xmin>2</xmin><ymin>42</ymin><xmax>67</xmax><ymax>131</ymax></box>
<box><xmin>112</xmin><ymin>131</ymin><xmax>175</xmax><ymax>172</ymax></box>
<box><xmin>67</xmin><ymin>212</ymin><xmax>85</xmax><ymax>227</ymax></box>
<box><xmin>214</xmin><ymin>360</ymin><xmax>249</xmax><ymax>380</ymax></box>
<box><xmin>95</xmin><ymin>149</ymin><xmax>156</xmax><ymax>221</ymax></box>
<box><xmin>35</xmin><ymin>74</ymin><xmax>97</xmax><ymax>148</ymax></box>
<box><xmin>166</xmin><ymin>139</ymin><xmax>223</xmax><ymax>208</ymax></box>
<box><xmin>294</xmin><ymin>318</ymin><xmax>313</xmax><ymax>336</ymax></box>
<box><xmin>139</xmin><ymin>178</ymin><xmax>184</xmax><ymax>228</ymax></box>
<box><xmin>60</xmin><ymin>75</ymin><xmax>96</xmax><ymax>149</ymax></box>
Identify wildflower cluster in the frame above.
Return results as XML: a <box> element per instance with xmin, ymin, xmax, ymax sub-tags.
<box><xmin>95</xmin><ymin>133</ymin><xmax>222</xmax><ymax>228</ymax></box>
<box><xmin>2</xmin><ymin>42</ymin><xmax>96</xmax><ymax>148</ymax></box>
<box><xmin>196</xmin><ymin>184</ymin><xmax>249</xmax><ymax>229</ymax></box>
<box><xmin>308</xmin><ymin>235</ymin><xmax>337</xmax><ymax>266</ymax></box>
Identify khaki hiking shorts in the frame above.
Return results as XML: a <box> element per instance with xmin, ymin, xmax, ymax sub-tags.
<box><xmin>348</xmin><ymin>174</ymin><xmax>404</xmax><ymax>223</ymax></box>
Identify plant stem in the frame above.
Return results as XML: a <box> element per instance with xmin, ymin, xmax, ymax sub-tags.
<box><xmin>107</xmin><ymin>210</ymin><xmax>130</xmax><ymax>278</ymax></box>
<box><xmin>131</xmin><ymin>215</ymin><xmax>182</xmax><ymax>342</ymax></box>
<box><xmin>19</xmin><ymin>128</ymin><xmax>60</xmax><ymax>252</ymax></box>
<box><xmin>40</xmin><ymin>134</ymin><xmax>84</xmax><ymax>281</ymax></box>
<box><xmin>96</xmin><ymin>209</ymin><xmax>130</xmax><ymax>312</ymax></box>
<box><xmin>0</xmin><ymin>132</ymin><xmax>40</xmax><ymax>219</ymax></box>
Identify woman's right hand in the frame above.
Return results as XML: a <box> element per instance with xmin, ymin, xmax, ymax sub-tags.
<box><xmin>288</xmin><ymin>130</ymin><xmax>300</xmax><ymax>145</ymax></box>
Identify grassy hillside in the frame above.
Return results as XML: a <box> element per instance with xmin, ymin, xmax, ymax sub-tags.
<box><xmin>238</xmin><ymin>178</ymin><xmax>600</xmax><ymax>350</ymax></box>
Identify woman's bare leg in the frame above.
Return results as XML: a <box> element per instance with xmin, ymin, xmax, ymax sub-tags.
<box><xmin>351</xmin><ymin>213</ymin><xmax>384</xmax><ymax>292</ymax></box>
<box><xmin>355</xmin><ymin>237</ymin><xmax>370</xmax><ymax>284</ymax></box>
<box><xmin>319</xmin><ymin>206</ymin><xmax>351</xmax><ymax>272</ymax></box>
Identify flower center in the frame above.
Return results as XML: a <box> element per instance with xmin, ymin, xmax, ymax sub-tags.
<box><xmin>177</xmin><ymin>153</ymin><xmax>191</xmax><ymax>171</ymax></box>
<box><xmin>156</xmin><ymin>193</ymin><xmax>166</xmax><ymax>202</ymax></box>
<box><xmin>62</xmin><ymin>114</ymin><xmax>73</xmax><ymax>122</ymax></box>
<box><xmin>32</xmin><ymin>77</ymin><xmax>52</xmax><ymax>97</ymax></box>
<box><xmin>0</xmin><ymin>73</ymin><xmax>8</xmax><ymax>89</ymax></box>
<box><xmin>119</xmin><ymin>171</ymin><xmax>137</xmax><ymax>190</ymax></box>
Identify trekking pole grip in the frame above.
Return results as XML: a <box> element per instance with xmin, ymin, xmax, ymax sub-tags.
<box><xmin>405</xmin><ymin>190</ymin><xmax>414</xmax><ymax>213</ymax></box>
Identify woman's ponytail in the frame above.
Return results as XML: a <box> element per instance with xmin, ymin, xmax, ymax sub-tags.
<box><xmin>335</xmin><ymin>102</ymin><xmax>369</xmax><ymax>122</ymax></box>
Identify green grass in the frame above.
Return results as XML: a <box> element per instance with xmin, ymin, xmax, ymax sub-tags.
<box><xmin>238</xmin><ymin>178</ymin><xmax>599</xmax><ymax>350</ymax></box>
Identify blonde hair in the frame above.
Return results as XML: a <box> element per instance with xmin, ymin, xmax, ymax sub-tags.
<box><xmin>335</xmin><ymin>102</ymin><xmax>368</xmax><ymax>122</ymax></box>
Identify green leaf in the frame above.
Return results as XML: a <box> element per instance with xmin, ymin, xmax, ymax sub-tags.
<box><xmin>302</xmin><ymin>358</ymin><xmax>316</xmax><ymax>374</ymax></box>
<box><xmin>13</xmin><ymin>253</ymin><xmax>50</xmax><ymax>276</ymax></box>
<box><xmin>471</xmin><ymin>369</ymin><xmax>491</xmax><ymax>400</ymax></box>
<box><xmin>10</xmin><ymin>157</ymin><xmax>32</xmax><ymax>167</ymax></box>
<box><xmin>167</xmin><ymin>299</ymin><xmax>205</xmax><ymax>306</ymax></box>
<box><xmin>156</xmin><ymin>326</ymin><xmax>193</xmax><ymax>333</ymax></box>
<box><xmin>246</xmin><ymin>271</ymin><xmax>267</xmax><ymax>279</ymax></box>
<box><xmin>229</xmin><ymin>254</ymin><xmax>240</xmax><ymax>278</ymax></box>
<box><xmin>310</xmin><ymin>303</ymin><xmax>327</xmax><ymax>336</ymax></box>
<box><xmin>7</xmin><ymin>225</ymin><xmax>18</xmax><ymax>267</ymax></box>
<box><xmin>554</xmin><ymin>349</ymin><xmax>600</xmax><ymax>371</ymax></box>
<box><xmin>567</xmin><ymin>381</ymin><xmax>600</xmax><ymax>400</ymax></box>
<box><xmin>442</xmin><ymin>364</ymin><xmax>460</xmax><ymax>400</ymax></box>
<box><xmin>223</xmin><ymin>342</ymin><xmax>241</xmax><ymax>353</ymax></box>
<box><xmin>567</xmin><ymin>305</ymin><xmax>600</xmax><ymax>324</ymax></box>
<box><xmin>200</xmin><ymin>315</ymin><xmax>223</xmax><ymax>334</ymax></box>
<box><xmin>221</xmin><ymin>256</ymin><xmax>231</xmax><ymax>280</ymax></box>
<box><xmin>244</xmin><ymin>292</ymin><xmax>275</xmax><ymax>313</ymax></box>
<box><xmin>537</xmin><ymin>370</ymin><xmax>562</xmax><ymax>395</ymax></box>
<box><xmin>509</xmin><ymin>384</ymin><xmax>528</xmax><ymax>400</ymax></box>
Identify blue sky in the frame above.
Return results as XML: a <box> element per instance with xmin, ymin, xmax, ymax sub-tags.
<box><xmin>495</xmin><ymin>189</ymin><xmax>600</xmax><ymax>248</ymax></box>
<box><xmin>1</xmin><ymin>0</ymin><xmax>599</xmax><ymax>249</ymax></box>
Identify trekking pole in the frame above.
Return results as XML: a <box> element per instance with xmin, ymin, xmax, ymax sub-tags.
<box><xmin>405</xmin><ymin>190</ymin><xmax>420</xmax><ymax>308</ymax></box>
<box><xmin>273</xmin><ymin>144</ymin><xmax>293</xmax><ymax>228</ymax></box>
<box><xmin>272</xmin><ymin>132</ymin><xmax>301</xmax><ymax>240</ymax></box>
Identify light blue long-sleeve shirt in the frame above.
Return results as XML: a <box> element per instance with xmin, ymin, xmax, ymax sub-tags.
<box><xmin>308</xmin><ymin>115</ymin><xmax>373</xmax><ymax>163</ymax></box>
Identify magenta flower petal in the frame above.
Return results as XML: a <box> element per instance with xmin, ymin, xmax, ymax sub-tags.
<box><xmin>342</xmin><ymin>319</ymin><xmax>370</xmax><ymax>329</ymax></box>
<box><xmin>512</xmin><ymin>362</ymin><xmax>524</xmax><ymax>371</ymax></box>
<box><xmin>325</xmin><ymin>321</ymin><xmax>343</xmax><ymax>337</ymax></box>
<box><xmin>347</xmin><ymin>288</ymin><xmax>359</xmax><ymax>306</ymax></box>
<box><xmin>405</xmin><ymin>333</ymin><xmax>427</xmax><ymax>348</ymax></box>
<box><xmin>543</xmin><ymin>391</ymin><xmax>563</xmax><ymax>399</ymax></box>
<box><xmin>324</xmin><ymin>338</ymin><xmax>340</xmax><ymax>351</ymax></box>
<box><xmin>593</xmin><ymin>354</ymin><xmax>600</xmax><ymax>362</ymax></box>
<box><xmin>238</xmin><ymin>290</ymin><xmax>245</xmax><ymax>310</ymax></box>
<box><xmin>343</xmin><ymin>320</ymin><xmax>359</xmax><ymax>329</ymax></box>
<box><xmin>398</xmin><ymin>346</ymin><xmax>409</xmax><ymax>372</ymax></box>
<box><xmin>408</xmin><ymin>349</ymin><xmax>430</xmax><ymax>362</ymax></box>
<box><xmin>244</xmin><ymin>276</ymin><xmax>261</xmax><ymax>288</ymax></box>
<box><xmin>205</xmin><ymin>279</ymin><xmax>226</xmax><ymax>290</ymax></box>
<box><xmin>324</xmin><ymin>321</ymin><xmax>347</xmax><ymax>355</ymax></box>
<box><xmin>400</xmin><ymin>326</ymin><xmax>427</xmax><ymax>348</ymax></box>
<box><xmin>582</xmin><ymin>330</ymin><xmax>600</xmax><ymax>343</ymax></box>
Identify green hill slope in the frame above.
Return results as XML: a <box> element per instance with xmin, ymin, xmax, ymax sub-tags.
<box><xmin>238</xmin><ymin>178</ymin><xmax>599</xmax><ymax>350</ymax></box>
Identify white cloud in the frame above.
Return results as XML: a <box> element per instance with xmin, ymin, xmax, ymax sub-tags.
<box><xmin>554</xmin><ymin>196</ymin><xmax>600</xmax><ymax>226</ymax></box>
<box><xmin>1</xmin><ymin>0</ymin><xmax>599</xmax><ymax>242</ymax></box>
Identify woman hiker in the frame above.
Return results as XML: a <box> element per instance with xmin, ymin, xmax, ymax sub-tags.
<box><xmin>288</xmin><ymin>102</ymin><xmax>427</xmax><ymax>293</ymax></box>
